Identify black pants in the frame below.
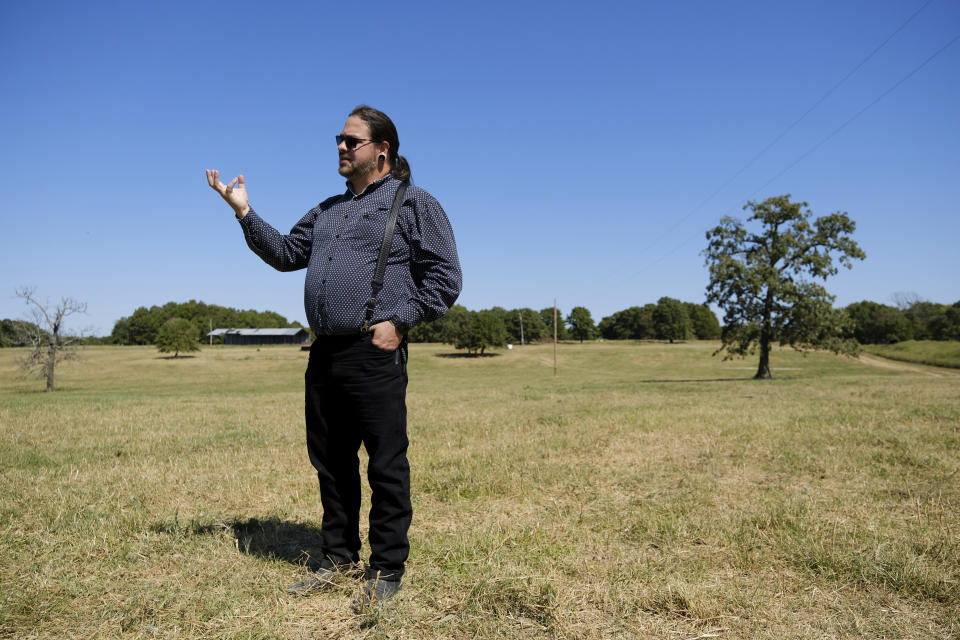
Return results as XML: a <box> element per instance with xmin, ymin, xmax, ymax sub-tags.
<box><xmin>304</xmin><ymin>333</ymin><xmax>410</xmax><ymax>581</ymax></box>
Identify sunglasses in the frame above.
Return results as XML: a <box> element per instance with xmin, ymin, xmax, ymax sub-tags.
<box><xmin>335</xmin><ymin>134</ymin><xmax>375</xmax><ymax>150</ymax></box>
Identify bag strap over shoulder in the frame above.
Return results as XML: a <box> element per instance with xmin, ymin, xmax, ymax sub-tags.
<box><xmin>361</xmin><ymin>182</ymin><xmax>408</xmax><ymax>332</ymax></box>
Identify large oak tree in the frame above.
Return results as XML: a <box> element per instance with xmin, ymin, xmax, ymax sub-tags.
<box><xmin>703</xmin><ymin>195</ymin><xmax>865</xmax><ymax>379</ymax></box>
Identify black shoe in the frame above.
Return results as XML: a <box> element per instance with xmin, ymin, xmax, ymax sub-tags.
<box><xmin>350</xmin><ymin>576</ymin><xmax>402</xmax><ymax>613</ymax></box>
<box><xmin>287</xmin><ymin>560</ymin><xmax>361</xmax><ymax>596</ymax></box>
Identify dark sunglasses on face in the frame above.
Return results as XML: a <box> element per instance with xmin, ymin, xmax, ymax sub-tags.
<box><xmin>336</xmin><ymin>134</ymin><xmax>375</xmax><ymax>150</ymax></box>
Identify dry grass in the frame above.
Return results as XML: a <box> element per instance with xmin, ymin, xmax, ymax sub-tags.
<box><xmin>1</xmin><ymin>341</ymin><xmax>957</xmax><ymax>639</ymax></box>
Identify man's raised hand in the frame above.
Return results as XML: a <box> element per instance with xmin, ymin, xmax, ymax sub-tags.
<box><xmin>206</xmin><ymin>169</ymin><xmax>251</xmax><ymax>218</ymax></box>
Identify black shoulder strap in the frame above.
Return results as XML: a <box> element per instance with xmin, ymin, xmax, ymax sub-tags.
<box><xmin>362</xmin><ymin>182</ymin><xmax>408</xmax><ymax>332</ymax></box>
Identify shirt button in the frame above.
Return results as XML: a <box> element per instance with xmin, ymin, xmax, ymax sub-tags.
<box><xmin>344</xmin><ymin>214</ymin><xmax>349</xmax><ymax>219</ymax></box>
<box><xmin>335</xmin><ymin>234</ymin><xmax>340</xmax><ymax>238</ymax></box>
<box><xmin>321</xmin><ymin>279</ymin><xmax>326</xmax><ymax>284</ymax></box>
<box><xmin>328</xmin><ymin>256</ymin><xmax>333</xmax><ymax>261</ymax></box>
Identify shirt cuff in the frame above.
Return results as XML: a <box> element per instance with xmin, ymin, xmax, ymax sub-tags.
<box><xmin>238</xmin><ymin>206</ymin><xmax>259</xmax><ymax>226</ymax></box>
<box><xmin>394</xmin><ymin>303</ymin><xmax>423</xmax><ymax>333</ymax></box>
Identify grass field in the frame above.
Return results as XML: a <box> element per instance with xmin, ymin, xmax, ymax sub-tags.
<box><xmin>1</xmin><ymin>342</ymin><xmax>958</xmax><ymax>639</ymax></box>
<box><xmin>861</xmin><ymin>340</ymin><xmax>960</xmax><ymax>369</ymax></box>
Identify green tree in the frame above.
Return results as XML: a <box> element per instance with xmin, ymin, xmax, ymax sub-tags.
<box><xmin>598</xmin><ymin>305</ymin><xmax>656</xmax><ymax>340</ymax></box>
<box><xmin>487</xmin><ymin>307</ymin><xmax>512</xmax><ymax>341</ymax></box>
<box><xmin>439</xmin><ymin>305</ymin><xmax>472</xmax><ymax>346</ymax></box>
<box><xmin>539</xmin><ymin>307</ymin><xmax>569</xmax><ymax>341</ymax></box>
<box><xmin>478</xmin><ymin>309</ymin><xmax>508</xmax><ymax>354</ymax></box>
<box><xmin>156</xmin><ymin>318</ymin><xmax>200</xmax><ymax>357</ymax></box>
<box><xmin>945</xmin><ymin>301</ymin><xmax>960</xmax><ymax>340</ymax></box>
<box><xmin>454</xmin><ymin>309</ymin><xmax>507</xmax><ymax>355</ymax></box>
<box><xmin>844</xmin><ymin>301</ymin><xmax>912</xmax><ymax>344</ymax></box>
<box><xmin>684</xmin><ymin>303</ymin><xmax>721</xmax><ymax>340</ymax></box>
<box><xmin>503</xmin><ymin>308</ymin><xmax>548</xmax><ymax>344</ymax></box>
<box><xmin>0</xmin><ymin>318</ymin><xmax>45</xmax><ymax>347</ymax></box>
<box><xmin>904</xmin><ymin>301</ymin><xmax>949</xmax><ymax>340</ymax></box>
<box><xmin>109</xmin><ymin>316</ymin><xmax>132</xmax><ymax>345</ymax></box>
<box><xmin>653</xmin><ymin>297</ymin><xmax>692</xmax><ymax>343</ymax></box>
<box><xmin>125</xmin><ymin>306</ymin><xmax>161</xmax><ymax>344</ymax></box>
<box><xmin>703</xmin><ymin>195</ymin><xmax>865</xmax><ymax>379</ymax></box>
<box><xmin>597</xmin><ymin>312</ymin><xmax>628</xmax><ymax>340</ymax></box>
<box><xmin>407</xmin><ymin>316</ymin><xmax>446</xmax><ymax>342</ymax></box>
<box><xmin>566</xmin><ymin>306</ymin><xmax>596</xmax><ymax>343</ymax></box>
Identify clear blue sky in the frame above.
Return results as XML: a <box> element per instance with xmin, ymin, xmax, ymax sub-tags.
<box><xmin>2</xmin><ymin>0</ymin><xmax>958</xmax><ymax>336</ymax></box>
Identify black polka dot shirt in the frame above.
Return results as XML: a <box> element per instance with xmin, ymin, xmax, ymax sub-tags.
<box><xmin>238</xmin><ymin>175</ymin><xmax>462</xmax><ymax>336</ymax></box>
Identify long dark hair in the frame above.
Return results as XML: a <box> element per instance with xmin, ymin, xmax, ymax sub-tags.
<box><xmin>350</xmin><ymin>105</ymin><xmax>411</xmax><ymax>183</ymax></box>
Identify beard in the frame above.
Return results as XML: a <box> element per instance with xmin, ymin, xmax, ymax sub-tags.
<box><xmin>338</xmin><ymin>155</ymin><xmax>377</xmax><ymax>181</ymax></box>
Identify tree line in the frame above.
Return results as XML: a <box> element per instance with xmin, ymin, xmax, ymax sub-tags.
<box><xmin>596</xmin><ymin>299</ymin><xmax>721</xmax><ymax>342</ymax></box>
<box><xmin>0</xmin><ymin>319</ymin><xmax>44</xmax><ymax>347</ymax></box>
<box><xmin>844</xmin><ymin>298</ymin><xmax>960</xmax><ymax>344</ymax></box>
<box><xmin>407</xmin><ymin>299</ymin><xmax>722</xmax><ymax>354</ymax></box>
<box><xmin>108</xmin><ymin>300</ymin><xmax>303</xmax><ymax>345</ymax></box>
<box><xmin>6</xmin><ymin>295</ymin><xmax>957</xmax><ymax>355</ymax></box>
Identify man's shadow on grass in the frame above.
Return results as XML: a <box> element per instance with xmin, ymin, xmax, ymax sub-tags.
<box><xmin>230</xmin><ymin>518</ymin><xmax>328</xmax><ymax>568</ymax></box>
<box><xmin>635</xmin><ymin>377</ymin><xmax>749</xmax><ymax>383</ymax></box>
<box><xmin>152</xmin><ymin>516</ymin><xmax>326</xmax><ymax>569</ymax></box>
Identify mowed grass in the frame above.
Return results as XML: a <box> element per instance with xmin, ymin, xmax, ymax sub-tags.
<box><xmin>1</xmin><ymin>342</ymin><xmax>958</xmax><ymax>639</ymax></box>
<box><xmin>862</xmin><ymin>340</ymin><xmax>960</xmax><ymax>369</ymax></box>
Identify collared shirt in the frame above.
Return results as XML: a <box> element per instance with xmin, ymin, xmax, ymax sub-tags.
<box><xmin>238</xmin><ymin>175</ymin><xmax>462</xmax><ymax>336</ymax></box>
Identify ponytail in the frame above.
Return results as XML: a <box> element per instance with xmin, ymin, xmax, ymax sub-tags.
<box><xmin>391</xmin><ymin>154</ymin><xmax>411</xmax><ymax>183</ymax></box>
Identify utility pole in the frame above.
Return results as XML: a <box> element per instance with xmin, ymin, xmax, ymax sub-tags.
<box><xmin>518</xmin><ymin>310</ymin><xmax>524</xmax><ymax>346</ymax></box>
<box><xmin>553</xmin><ymin>299</ymin><xmax>558</xmax><ymax>376</ymax></box>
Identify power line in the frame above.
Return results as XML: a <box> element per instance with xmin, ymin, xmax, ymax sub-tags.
<box><xmin>631</xmin><ymin>0</ymin><xmax>938</xmax><ymax>265</ymax></box>
<box><xmin>749</xmin><ymin>32</ymin><xmax>960</xmax><ymax>197</ymax></box>
<box><xmin>631</xmin><ymin>30</ymin><xmax>959</xmax><ymax>277</ymax></box>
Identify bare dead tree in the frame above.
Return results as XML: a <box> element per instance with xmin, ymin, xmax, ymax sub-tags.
<box><xmin>15</xmin><ymin>287</ymin><xmax>88</xmax><ymax>392</ymax></box>
<box><xmin>891</xmin><ymin>291</ymin><xmax>923</xmax><ymax>311</ymax></box>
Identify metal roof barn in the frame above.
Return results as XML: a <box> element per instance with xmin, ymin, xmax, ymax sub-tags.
<box><xmin>206</xmin><ymin>328</ymin><xmax>309</xmax><ymax>346</ymax></box>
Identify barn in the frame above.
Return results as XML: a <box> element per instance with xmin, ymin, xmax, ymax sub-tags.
<box><xmin>206</xmin><ymin>328</ymin><xmax>310</xmax><ymax>346</ymax></box>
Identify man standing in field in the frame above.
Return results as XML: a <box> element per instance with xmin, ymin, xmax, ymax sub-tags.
<box><xmin>206</xmin><ymin>106</ymin><xmax>462</xmax><ymax>611</ymax></box>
